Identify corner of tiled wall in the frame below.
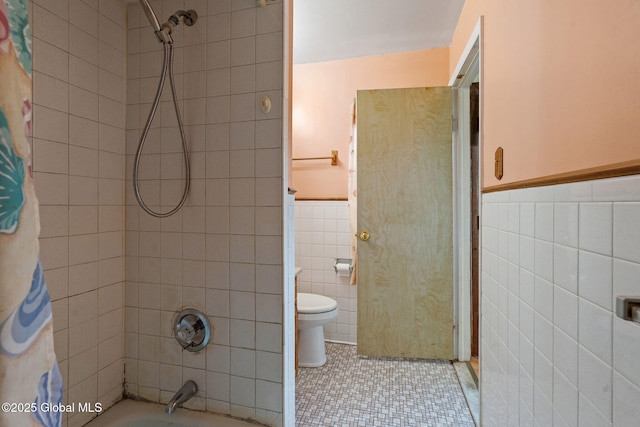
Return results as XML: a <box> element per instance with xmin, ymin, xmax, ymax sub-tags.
<box><xmin>295</xmin><ymin>200</ymin><xmax>357</xmax><ymax>344</ymax></box>
<box><xmin>480</xmin><ymin>175</ymin><xmax>640</xmax><ymax>427</ymax></box>
<box><xmin>124</xmin><ymin>1</ymin><xmax>285</xmax><ymax>425</ymax></box>
<box><xmin>32</xmin><ymin>0</ymin><xmax>127</xmax><ymax>426</ymax></box>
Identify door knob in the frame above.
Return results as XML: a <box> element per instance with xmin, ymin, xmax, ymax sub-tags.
<box><xmin>358</xmin><ymin>231</ymin><xmax>370</xmax><ymax>241</ymax></box>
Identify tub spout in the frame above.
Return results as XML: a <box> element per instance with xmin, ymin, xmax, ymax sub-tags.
<box><xmin>166</xmin><ymin>380</ymin><xmax>198</xmax><ymax>414</ymax></box>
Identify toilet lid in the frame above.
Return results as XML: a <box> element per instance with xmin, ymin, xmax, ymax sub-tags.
<box><xmin>297</xmin><ymin>293</ymin><xmax>338</xmax><ymax>314</ymax></box>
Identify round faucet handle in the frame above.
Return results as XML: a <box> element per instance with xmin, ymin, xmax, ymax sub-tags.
<box><xmin>176</xmin><ymin>326</ymin><xmax>194</xmax><ymax>345</ymax></box>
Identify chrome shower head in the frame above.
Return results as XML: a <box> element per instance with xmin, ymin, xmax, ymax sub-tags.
<box><xmin>139</xmin><ymin>0</ymin><xmax>198</xmax><ymax>45</ymax></box>
<box><xmin>139</xmin><ymin>0</ymin><xmax>162</xmax><ymax>33</ymax></box>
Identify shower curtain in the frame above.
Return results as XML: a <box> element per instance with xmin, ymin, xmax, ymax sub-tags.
<box><xmin>0</xmin><ymin>1</ymin><xmax>62</xmax><ymax>426</ymax></box>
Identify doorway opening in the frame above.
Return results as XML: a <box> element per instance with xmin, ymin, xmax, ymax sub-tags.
<box><xmin>470</xmin><ymin>81</ymin><xmax>480</xmax><ymax>374</ymax></box>
<box><xmin>451</xmin><ymin>18</ymin><xmax>482</xmax><ymax>370</ymax></box>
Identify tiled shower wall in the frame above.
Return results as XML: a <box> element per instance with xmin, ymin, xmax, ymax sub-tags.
<box><xmin>124</xmin><ymin>1</ymin><xmax>284</xmax><ymax>425</ymax></box>
<box><xmin>32</xmin><ymin>0</ymin><xmax>127</xmax><ymax>426</ymax></box>
<box><xmin>480</xmin><ymin>175</ymin><xmax>640</xmax><ymax>426</ymax></box>
<box><xmin>295</xmin><ymin>201</ymin><xmax>357</xmax><ymax>344</ymax></box>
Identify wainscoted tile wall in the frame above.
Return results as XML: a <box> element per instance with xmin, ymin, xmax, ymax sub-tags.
<box><xmin>124</xmin><ymin>1</ymin><xmax>284</xmax><ymax>426</ymax></box>
<box><xmin>31</xmin><ymin>0</ymin><xmax>127</xmax><ymax>426</ymax></box>
<box><xmin>295</xmin><ymin>201</ymin><xmax>357</xmax><ymax>344</ymax></box>
<box><xmin>481</xmin><ymin>175</ymin><xmax>640</xmax><ymax>427</ymax></box>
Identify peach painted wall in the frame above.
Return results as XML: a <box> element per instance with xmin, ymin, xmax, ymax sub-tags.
<box><xmin>450</xmin><ymin>1</ymin><xmax>640</xmax><ymax>188</ymax></box>
<box><xmin>292</xmin><ymin>48</ymin><xmax>450</xmax><ymax>199</ymax></box>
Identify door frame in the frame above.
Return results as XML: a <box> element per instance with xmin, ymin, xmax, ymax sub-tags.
<box><xmin>449</xmin><ymin>17</ymin><xmax>483</xmax><ymax>361</ymax></box>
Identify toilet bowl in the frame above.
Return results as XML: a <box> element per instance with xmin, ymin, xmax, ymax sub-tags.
<box><xmin>297</xmin><ymin>293</ymin><xmax>338</xmax><ymax>367</ymax></box>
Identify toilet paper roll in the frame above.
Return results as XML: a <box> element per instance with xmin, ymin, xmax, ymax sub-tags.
<box><xmin>335</xmin><ymin>263</ymin><xmax>351</xmax><ymax>277</ymax></box>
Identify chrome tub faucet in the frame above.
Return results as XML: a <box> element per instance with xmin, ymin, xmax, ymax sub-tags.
<box><xmin>166</xmin><ymin>380</ymin><xmax>198</xmax><ymax>414</ymax></box>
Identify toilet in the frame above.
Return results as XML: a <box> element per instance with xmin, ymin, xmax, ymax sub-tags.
<box><xmin>297</xmin><ymin>293</ymin><xmax>339</xmax><ymax>367</ymax></box>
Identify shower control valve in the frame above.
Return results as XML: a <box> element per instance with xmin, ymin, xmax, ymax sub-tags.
<box><xmin>173</xmin><ymin>309</ymin><xmax>211</xmax><ymax>352</ymax></box>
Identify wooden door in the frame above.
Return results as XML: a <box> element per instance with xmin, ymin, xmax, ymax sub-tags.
<box><xmin>357</xmin><ymin>87</ymin><xmax>453</xmax><ymax>360</ymax></box>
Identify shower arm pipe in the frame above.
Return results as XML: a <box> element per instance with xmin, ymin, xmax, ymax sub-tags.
<box><xmin>133</xmin><ymin>43</ymin><xmax>190</xmax><ymax>218</ymax></box>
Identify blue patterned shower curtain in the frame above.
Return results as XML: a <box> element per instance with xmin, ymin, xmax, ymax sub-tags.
<box><xmin>0</xmin><ymin>0</ymin><xmax>62</xmax><ymax>426</ymax></box>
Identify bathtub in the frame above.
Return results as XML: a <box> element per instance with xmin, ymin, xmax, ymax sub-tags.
<box><xmin>85</xmin><ymin>399</ymin><xmax>264</xmax><ymax>427</ymax></box>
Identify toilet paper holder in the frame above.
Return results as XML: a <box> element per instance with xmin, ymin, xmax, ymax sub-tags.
<box><xmin>334</xmin><ymin>258</ymin><xmax>353</xmax><ymax>274</ymax></box>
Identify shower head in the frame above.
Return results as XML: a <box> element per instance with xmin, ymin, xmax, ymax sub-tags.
<box><xmin>139</xmin><ymin>0</ymin><xmax>198</xmax><ymax>45</ymax></box>
<box><xmin>139</xmin><ymin>0</ymin><xmax>162</xmax><ymax>33</ymax></box>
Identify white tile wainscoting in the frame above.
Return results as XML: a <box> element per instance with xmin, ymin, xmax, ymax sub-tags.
<box><xmin>295</xmin><ymin>201</ymin><xmax>357</xmax><ymax>344</ymax></box>
<box><xmin>480</xmin><ymin>174</ymin><xmax>640</xmax><ymax>427</ymax></box>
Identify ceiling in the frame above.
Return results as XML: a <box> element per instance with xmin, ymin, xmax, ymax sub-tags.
<box><xmin>293</xmin><ymin>0</ymin><xmax>467</xmax><ymax>64</ymax></box>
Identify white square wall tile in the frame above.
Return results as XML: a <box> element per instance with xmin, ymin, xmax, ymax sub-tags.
<box><xmin>578</xmin><ymin>299</ymin><xmax>612</xmax><ymax>365</ymax></box>
<box><xmin>554</xmin><ymin>244</ymin><xmax>578</xmax><ymax>294</ymax></box>
<box><xmin>613</xmin><ymin>317</ymin><xmax>640</xmax><ymax>389</ymax></box>
<box><xmin>519</xmin><ymin>236</ymin><xmax>535</xmax><ymax>273</ymax></box>
<box><xmin>230</xmin><ymin>93</ymin><xmax>256</xmax><ymax>123</ymax></box>
<box><xmin>579</xmin><ymin>203</ymin><xmax>613</xmax><ymax>256</ymax></box>
<box><xmin>613</xmin><ymin>203</ymin><xmax>640</xmax><ymax>263</ymax></box>
<box><xmin>34</xmin><ymin>72</ymin><xmax>69</xmax><ymax>113</ymax></box>
<box><xmin>138</xmin><ymin>360</ymin><xmax>160</xmax><ymax>388</ymax></box>
<box><xmin>230</xmin><ymin>375</ymin><xmax>255</xmax><ymax>407</ymax></box>
<box><xmin>593</xmin><ymin>175</ymin><xmax>640</xmax><ymax>202</ymax></box>
<box><xmin>231</xmin><ymin>8</ymin><xmax>256</xmax><ymax>39</ymax></box>
<box><xmin>554</xmin><ymin>327</ymin><xmax>578</xmax><ymax>386</ymax></box>
<box><xmin>613</xmin><ymin>259</ymin><xmax>640</xmax><ymax>305</ymax></box>
<box><xmin>534</xmin><ymin>362</ymin><xmax>553</xmax><ymax>423</ymax></box>
<box><xmin>255</xmin><ymin>322</ymin><xmax>281</xmax><ymax>353</ymax></box>
<box><xmin>554</xmin><ymin>369</ymin><xmax>578</xmax><ymax>426</ymax></box>
<box><xmin>255</xmin><ymin>32</ymin><xmax>282</xmax><ymax>63</ymax></box>
<box><xmin>535</xmin><ymin>203</ymin><xmax>554</xmax><ymax>242</ymax></box>
<box><xmin>554</xmin><ymin>180</ymin><xmax>592</xmax><ymax>202</ymax></box>
<box><xmin>206</xmin><ymin>371</ymin><xmax>230</xmax><ymax>402</ymax></box>
<box><xmin>230</xmin><ymin>36</ymin><xmax>255</xmax><ymax>67</ymax></box>
<box><xmin>613</xmin><ymin>372</ymin><xmax>640</xmax><ymax>427</ymax></box>
<box><xmin>230</xmin><ymin>291</ymin><xmax>256</xmax><ymax>320</ymax></box>
<box><xmin>534</xmin><ymin>314</ymin><xmax>553</xmax><ymax>360</ymax></box>
<box><xmin>534</xmin><ymin>240</ymin><xmax>554</xmax><ymax>282</ymax></box>
<box><xmin>33</xmin><ymin>105</ymin><xmax>69</xmax><ymax>143</ymax></box>
<box><xmin>578</xmin><ymin>250</ymin><xmax>612</xmax><ymax>310</ymax></box>
<box><xmin>229</xmin><ymin>319</ymin><xmax>255</xmax><ymax>349</ymax></box>
<box><xmin>534</xmin><ymin>276</ymin><xmax>553</xmax><ymax>322</ymax></box>
<box><xmin>554</xmin><ymin>287</ymin><xmax>578</xmax><ymax>340</ymax></box>
<box><xmin>255</xmin><ymin>293</ymin><xmax>281</xmax><ymax>323</ymax></box>
<box><xmin>69</xmin><ymin>234</ymin><xmax>99</xmax><ymax>265</ymax></box>
<box><xmin>554</xmin><ymin>203</ymin><xmax>579</xmax><ymax>247</ymax></box>
<box><xmin>98</xmin><ymin>283</ymin><xmax>123</xmax><ymax>315</ymax></box>
<box><xmin>230</xmin><ymin>347</ymin><xmax>255</xmax><ymax>378</ymax></box>
<box><xmin>578</xmin><ymin>346</ymin><xmax>613</xmax><ymax>423</ymax></box>
<box><xmin>33</xmin><ymin>4</ymin><xmax>69</xmax><ymax>51</ymax></box>
<box><xmin>256</xmin><ymin>379</ymin><xmax>282</xmax><ymax>412</ymax></box>
<box><xmin>256</xmin><ymin>351</ymin><xmax>281</xmax><ymax>383</ymax></box>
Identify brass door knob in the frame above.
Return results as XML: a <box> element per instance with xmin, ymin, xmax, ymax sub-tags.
<box><xmin>358</xmin><ymin>231</ymin><xmax>370</xmax><ymax>241</ymax></box>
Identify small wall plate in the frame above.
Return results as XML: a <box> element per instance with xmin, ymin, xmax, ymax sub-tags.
<box><xmin>260</xmin><ymin>95</ymin><xmax>272</xmax><ymax>113</ymax></box>
<box><xmin>173</xmin><ymin>308</ymin><xmax>211</xmax><ymax>352</ymax></box>
<box><xmin>495</xmin><ymin>147</ymin><xmax>504</xmax><ymax>180</ymax></box>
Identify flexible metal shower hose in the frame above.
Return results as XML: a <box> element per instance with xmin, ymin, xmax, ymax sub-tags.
<box><xmin>133</xmin><ymin>43</ymin><xmax>190</xmax><ymax>218</ymax></box>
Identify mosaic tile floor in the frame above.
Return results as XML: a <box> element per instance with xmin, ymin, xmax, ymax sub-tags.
<box><xmin>296</xmin><ymin>343</ymin><xmax>476</xmax><ymax>427</ymax></box>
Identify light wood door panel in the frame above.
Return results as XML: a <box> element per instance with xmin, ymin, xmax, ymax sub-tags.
<box><xmin>357</xmin><ymin>87</ymin><xmax>453</xmax><ymax>359</ymax></box>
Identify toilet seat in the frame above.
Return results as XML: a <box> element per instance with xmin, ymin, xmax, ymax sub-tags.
<box><xmin>297</xmin><ymin>293</ymin><xmax>338</xmax><ymax>314</ymax></box>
